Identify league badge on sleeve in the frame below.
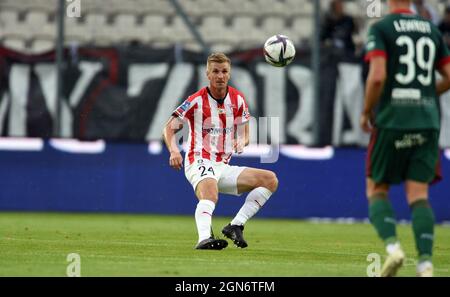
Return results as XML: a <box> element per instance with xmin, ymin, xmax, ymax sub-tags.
<box><xmin>179</xmin><ymin>100</ymin><xmax>191</xmax><ymax>112</ymax></box>
<box><xmin>176</xmin><ymin>100</ymin><xmax>191</xmax><ymax>115</ymax></box>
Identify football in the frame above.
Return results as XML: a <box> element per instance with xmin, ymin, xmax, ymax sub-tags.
<box><xmin>263</xmin><ymin>34</ymin><xmax>296</xmax><ymax>67</ymax></box>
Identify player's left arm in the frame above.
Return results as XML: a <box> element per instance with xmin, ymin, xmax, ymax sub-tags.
<box><xmin>361</xmin><ymin>56</ymin><xmax>386</xmax><ymax>133</ymax></box>
<box><xmin>234</xmin><ymin>92</ymin><xmax>251</xmax><ymax>153</ymax></box>
<box><xmin>436</xmin><ymin>60</ymin><xmax>450</xmax><ymax>95</ymax></box>
<box><xmin>243</xmin><ymin>122</ymin><xmax>249</xmax><ymax>146</ymax></box>
<box><xmin>435</xmin><ymin>31</ymin><xmax>450</xmax><ymax>95</ymax></box>
<box><xmin>234</xmin><ymin>122</ymin><xmax>249</xmax><ymax>154</ymax></box>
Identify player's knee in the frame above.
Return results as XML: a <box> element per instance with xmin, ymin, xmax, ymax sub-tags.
<box><xmin>195</xmin><ymin>181</ymin><xmax>219</xmax><ymax>202</ymax></box>
<box><xmin>263</xmin><ymin>171</ymin><xmax>278</xmax><ymax>193</ymax></box>
<box><xmin>366</xmin><ymin>180</ymin><xmax>389</xmax><ymax>200</ymax></box>
<box><xmin>366</xmin><ymin>188</ymin><xmax>373</xmax><ymax>199</ymax></box>
<box><xmin>199</xmin><ymin>188</ymin><xmax>218</xmax><ymax>201</ymax></box>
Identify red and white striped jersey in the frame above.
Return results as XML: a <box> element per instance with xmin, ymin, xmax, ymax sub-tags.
<box><xmin>173</xmin><ymin>86</ymin><xmax>250</xmax><ymax>165</ymax></box>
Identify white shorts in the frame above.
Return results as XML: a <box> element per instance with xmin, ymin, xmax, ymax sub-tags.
<box><xmin>184</xmin><ymin>158</ymin><xmax>247</xmax><ymax>196</ymax></box>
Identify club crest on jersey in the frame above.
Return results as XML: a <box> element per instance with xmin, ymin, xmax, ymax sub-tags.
<box><xmin>218</xmin><ymin>108</ymin><xmax>226</xmax><ymax>114</ymax></box>
<box><xmin>243</xmin><ymin>109</ymin><xmax>249</xmax><ymax>119</ymax></box>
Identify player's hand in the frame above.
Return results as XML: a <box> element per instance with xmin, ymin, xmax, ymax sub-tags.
<box><xmin>360</xmin><ymin>111</ymin><xmax>374</xmax><ymax>133</ymax></box>
<box><xmin>169</xmin><ymin>151</ymin><xmax>183</xmax><ymax>170</ymax></box>
<box><xmin>233</xmin><ymin>139</ymin><xmax>244</xmax><ymax>154</ymax></box>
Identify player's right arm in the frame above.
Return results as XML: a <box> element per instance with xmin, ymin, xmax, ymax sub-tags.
<box><xmin>163</xmin><ymin>116</ymin><xmax>184</xmax><ymax>170</ymax></box>
<box><xmin>361</xmin><ymin>23</ymin><xmax>386</xmax><ymax>133</ymax></box>
<box><xmin>361</xmin><ymin>55</ymin><xmax>386</xmax><ymax>133</ymax></box>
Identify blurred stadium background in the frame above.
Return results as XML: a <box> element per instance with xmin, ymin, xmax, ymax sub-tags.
<box><xmin>1</xmin><ymin>0</ymin><xmax>450</xmax><ymax>276</ymax></box>
<box><xmin>0</xmin><ymin>0</ymin><xmax>447</xmax><ymax>53</ymax></box>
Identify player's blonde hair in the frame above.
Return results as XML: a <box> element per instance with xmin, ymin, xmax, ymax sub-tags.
<box><xmin>206</xmin><ymin>53</ymin><xmax>231</xmax><ymax>72</ymax></box>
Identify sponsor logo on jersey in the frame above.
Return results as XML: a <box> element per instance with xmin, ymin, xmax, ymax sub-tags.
<box><xmin>203</xmin><ymin>127</ymin><xmax>233</xmax><ymax>135</ymax></box>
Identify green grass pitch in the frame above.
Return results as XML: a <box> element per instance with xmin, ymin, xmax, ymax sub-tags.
<box><xmin>1</xmin><ymin>212</ymin><xmax>449</xmax><ymax>276</ymax></box>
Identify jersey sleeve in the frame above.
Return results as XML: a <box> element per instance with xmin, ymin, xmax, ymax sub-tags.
<box><xmin>172</xmin><ymin>97</ymin><xmax>196</xmax><ymax>121</ymax></box>
<box><xmin>364</xmin><ymin>23</ymin><xmax>387</xmax><ymax>62</ymax></box>
<box><xmin>236</xmin><ymin>94</ymin><xmax>250</xmax><ymax>125</ymax></box>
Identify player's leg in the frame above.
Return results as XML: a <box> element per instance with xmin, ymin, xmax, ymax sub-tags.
<box><xmin>185</xmin><ymin>159</ymin><xmax>227</xmax><ymax>250</ymax></box>
<box><xmin>193</xmin><ymin>178</ymin><xmax>228</xmax><ymax>249</ymax></box>
<box><xmin>233</xmin><ymin>168</ymin><xmax>278</xmax><ymax>225</ymax></box>
<box><xmin>195</xmin><ymin>178</ymin><xmax>218</xmax><ymax>240</ymax></box>
<box><xmin>366</xmin><ymin>130</ymin><xmax>400</xmax><ymax>249</ymax></box>
<box><xmin>366</xmin><ymin>129</ymin><xmax>405</xmax><ymax>276</ymax></box>
<box><xmin>405</xmin><ymin>130</ymin><xmax>439</xmax><ymax>276</ymax></box>
<box><xmin>218</xmin><ymin>167</ymin><xmax>278</xmax><ymax>248</ymax></box>
<box><xmin>366</xmin><ymin>178</ymin><xmax>397</xmax><ymax>247</ymax></box>
<box><xmin>367</xmin><ymin>178</ymin><xmax>405</xmax><ymax>277</ymax></box>
<box><xmin>405</xmin><ymin>180</ymin><xmax>434</xmax><ymax>277</ymax></box>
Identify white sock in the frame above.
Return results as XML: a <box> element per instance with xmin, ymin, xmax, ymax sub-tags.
<box><xmin>231</xmin><ymin>187</ymin><xmax>272</xmax><ymax>226</ymax></box>
<box><xmin>195</xmin><ymin>200</ymin><xmax>216</xmax><ymax>242</ymax></box>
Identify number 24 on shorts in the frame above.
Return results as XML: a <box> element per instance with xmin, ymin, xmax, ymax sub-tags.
<box><xmin>198</xmin><ymin>165</ymin><xmax>215</xmax><ymax>177</ymax></box>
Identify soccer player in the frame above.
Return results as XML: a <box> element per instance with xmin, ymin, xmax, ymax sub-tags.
<box><xmin>361</xmin><ymin>0</ymin><xmax>450</xmax><ymax>276</ymax></box>
<box><xmin>163</xmin><ymin>53</ymin><xmax>278</xmax><ymax>250</ymax></box>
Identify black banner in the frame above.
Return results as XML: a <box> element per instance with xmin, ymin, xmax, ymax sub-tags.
<box><xmin>1</xmin><ymin>45</ymin><xmax>449</xmax><ymax>146</ymax></box>
<box><xmin>0</xmin><ymin>276</ymin><xmax>445</xmax><ymax>295</ymax></box>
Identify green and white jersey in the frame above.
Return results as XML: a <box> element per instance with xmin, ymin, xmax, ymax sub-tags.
<box><xmin>365</xmin><ymin>9</ymin><xmax>450</xmax><ymax>130</ymax></box>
